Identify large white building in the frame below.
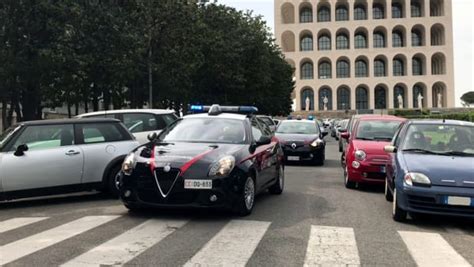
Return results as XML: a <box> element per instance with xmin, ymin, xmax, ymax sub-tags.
<box><xmin>275</xmin><ymin>0</ymin><xmax>454</xmax><ymax>112</ymax></box>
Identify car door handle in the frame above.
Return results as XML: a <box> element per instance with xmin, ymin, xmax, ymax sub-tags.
<box><xmin>65</xmin><ymin>150</ymin><xmax>80</xmax><ymax>156</ymax></box>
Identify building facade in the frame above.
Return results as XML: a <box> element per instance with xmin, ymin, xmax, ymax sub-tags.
<box><xmin>275</xmin><ymin>0</ymin><xmax>454</xmax><ymax>111</ymax></box>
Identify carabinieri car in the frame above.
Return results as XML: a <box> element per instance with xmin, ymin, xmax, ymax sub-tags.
<box><xmin>384</xmin><ymin>120</ymin><xmax>474</xmax><ymax>222</ymax></box>
<box><xmin>118</xmin><ymin>105</ymin><xmax>284</xmax><ymax>215</ymax></box>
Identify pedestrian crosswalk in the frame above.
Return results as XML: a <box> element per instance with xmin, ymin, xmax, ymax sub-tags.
<box><xmin>0</xmin><ymin>215</ymin><xmax>472</xmax><ymax>266</ymax></box>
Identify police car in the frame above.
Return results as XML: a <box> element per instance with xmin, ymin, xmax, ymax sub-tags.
<box><xmin>119</xmin><ymin>105</ymin><xmax>284</xmax><ymax>215</ymax></box>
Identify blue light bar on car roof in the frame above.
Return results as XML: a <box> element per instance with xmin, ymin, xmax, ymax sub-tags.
<box><xmin>188</xmin><ymin>104</ymin><xmax>258</xmax><ymax>115</ymax></box>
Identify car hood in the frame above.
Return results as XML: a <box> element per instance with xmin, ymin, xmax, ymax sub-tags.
<box><xmin>402</xmin><ymin>153</ymin><xmax>474</xmax><ymax>187</ymax></box>
<box><xmin>275</xmin><ymin>133</ymin><xmax>318</xmax><ymax>143</ymax></box>
<box><xmin>352</xmin><ymin>139</ymin><xmax>391</xmax><ymax>155</ymax></box>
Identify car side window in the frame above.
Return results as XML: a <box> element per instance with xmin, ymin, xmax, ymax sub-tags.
<box><xmin>12</xmin><ymin>124</ymin><xmax>74</xmax><ymax>151</ymax></box>
<box><xmin>257</xmin><ymin>118</ymin><xmax>273</xmax><ymax>136</ymax></box>
<box><xmin>80</xmin><ymin>123</ymin><xmax>126</xmax><ymax>144</ymax></box>
<box><xmin>251</xmin><ymin>119</ymin><xmax>264</xmax><ymax>141</ymax></box>
<box><xmin>154</xmin><ymin>114</ymin><xmax>178</xmax><ymax>130</ymax></box>
<box><xmin>123</xmin><ymin>113</ymin><xmax>158</xmax><ymax>133</ymax></box>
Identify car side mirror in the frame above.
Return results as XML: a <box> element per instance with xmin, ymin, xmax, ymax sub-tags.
<box><xmin>147</xmin><ymin>132</ymin><xmax>158</xmax><ymax>141</ymax></box>
<box><xmin>338</xmin><ymin>128</ymin><xmax>347</xmax><ymax>133</ymax></box>
<box><xmin>256</xmin><ymin>136</ymin><xmax>272</xmax><ymax>146</ymax></box>
<box><xmin>341</xmin><ymin>132</ymin><xmax>350</xmax><ymax>140</ymax></box>
<box><xmin>384</xmin><ymin>145</ymin><xmax>397</xmax><ymax>153</ymax></box>
<box><xmin>14</xmin><ymin>144</ymin><xmax>29</xmax><ymax>157</ymax></box>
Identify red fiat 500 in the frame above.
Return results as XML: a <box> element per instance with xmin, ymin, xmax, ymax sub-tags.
<box><xmin>341</xmin><ymin>115</ymin><xmax>406</xmax><ymax>189</ymax></box>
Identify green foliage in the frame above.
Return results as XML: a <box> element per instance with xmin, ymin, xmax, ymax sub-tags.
<box><xmin>396</xmin><ymin>111</ymin><xmax>474</xmax><ymax>122</ymax></box>
<box><xmin>0</xmin><ymin>1</ymin><xmax>293</xmax><ymax>128</ymax></box>
<box><xmin>461</xmin><ymin>91</ymin><xmax>474</xmax><ymax>106</ymax></box>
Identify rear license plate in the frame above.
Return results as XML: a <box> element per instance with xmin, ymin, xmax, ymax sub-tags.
<box><xmin>184</xmin><ymin>180</ymin><xmax>212</xmax><ymax>189</ymax></box>
<box><xmin>380</xmin><ymin>166</ymin><xmax>386</xmax><ymax>173</ymax></box>
<box><xmin>287</xmin><ymin>156</ymin><xmax>300</xmax><ymax>161</ymax></box>
<box><xmin>445</xmin><ymin>196</ymin><xmax>472</xmax><ymax>206</ymax></box>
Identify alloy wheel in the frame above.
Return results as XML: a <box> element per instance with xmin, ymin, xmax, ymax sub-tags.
<box><xmin>244</xmin><ymin>178</ymin><xmax>255</xmax><ymax>210</ymax></box>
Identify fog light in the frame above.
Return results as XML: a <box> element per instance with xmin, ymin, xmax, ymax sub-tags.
<box><xmin>352</xmin><ymin>161</ymin><xmax>360</xmax><ymax>169</ymax></box>
<box><xmin>124</xmin><ymin>190</ymin><xmax>131</xmax><ymax>198</ymax></box>
<box><xmin>209</xmin><ymin>195</ymin><xmax>218</xmax><ymax>202</ymax></box>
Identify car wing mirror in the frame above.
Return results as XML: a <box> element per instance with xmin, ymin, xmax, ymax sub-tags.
<box><xmin>256</xmin><ymin>136</ymin><xmax>272</xmax><ymax>146</ymax></box>
<box><xmin>340</xmin><ymin>132</ymin><xmax>350</xmax><ymax>140</ymax></box>
<box><xmin>147</xmin><ymin>132</ymin><xmax>158</xmax><ymax>142</ymax></box>
<box><xmin>384</xmin><ymin>145</ymin><xmax>397</xmax><ymax>153</ymax></box>
<box><xmin>14</xmin><ymin>144</ymin><xmax>29</xmax><ymax>157</ymax></box>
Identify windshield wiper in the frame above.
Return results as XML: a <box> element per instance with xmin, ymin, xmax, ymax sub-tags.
<box><xmin>356</xmin><ymin>137</ymin><xmax>374</xmax><ymax>140</ymax></box>
<box><xmin>373</xmin><ymin>137</ymin><xmax>392</xmax><ymax>141</ymax></box>
<box><xmin>441</xmin><ymin>151</ymin><xmax>474</xmax><ymax>157</ymax></box>
<box><xmin>402</xmin><ymin>148</ymin><xmax>440</xmax><ymax>155</ymax></box>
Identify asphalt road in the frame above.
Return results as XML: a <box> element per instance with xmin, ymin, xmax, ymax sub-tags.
<box><xmin>0</xmin><ymin>139</ymin><xmax>473</xmax><ymax>266</ymax></box>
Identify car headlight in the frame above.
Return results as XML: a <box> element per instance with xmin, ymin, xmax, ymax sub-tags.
<box><xmin>310</xmin><ymin>139</ymin><xmax>324</xmax><ymax>148</ymax></box>
<box><xmin>354</xmin><ymin>150</ymin><xmax>366</xmax><ymax>161</ymax></box>
<box><xmin>208</xmin><ymin>156</ymin><xmax>235</xmax><ymax>177</ymax></box>
<box><xmin>122</xmin><ymin>153</ymin><xmax>136</xmax><ymax>176</ymax></box>
<box><xmin>404</xmin><ymin>172</ymin><xmax>431</xmax><ymax>187</ymax></box>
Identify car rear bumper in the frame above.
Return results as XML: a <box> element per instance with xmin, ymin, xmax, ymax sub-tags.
<box><xmin>397</xmin><ymin>185</ymin><xmax>474</xmax><ymax>218</ymax></box>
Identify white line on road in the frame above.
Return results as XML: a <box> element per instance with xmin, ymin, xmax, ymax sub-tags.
<box><xmin>184</xmin><ymin>220</ymin><xmax>271</xmax><ymax>267</ymax></box>
<box><xmin>0</xmin><ymin>217</ymin><xmax>48</xmax><ymax>234</ymax></box>
<box><xmin>399</xmin><ymin>231</ymin><xmax>472</xmax><ymax>267</ymax></box>
<box><xmin>0</xmin><ymin>215</ymin><xmax>119</xmax><ymax>265</ymax></box>
<box><xmin>304</xmin><ymin>225</ymin><xmax>361</xmax><ymax>266</ymax></box>
<box><xmin>61</xmin><ymin>219</ymin><xmax>187</xmax><ymax>267</ymax></box>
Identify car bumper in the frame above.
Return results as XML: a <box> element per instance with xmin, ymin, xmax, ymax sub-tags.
<box><xmin>347</xmin><ymin>162</ymin><xmax>386</xmax><ymax>184</ymax></box>
<box><xmin>282</xmin><ymin>146</ymin><xmax>324</xmax><ymax>162</ymax></box>
<box><xmin>397</xmin><ymin>184</ymin><xmax>474</xmax><ymax>218</ymax></box>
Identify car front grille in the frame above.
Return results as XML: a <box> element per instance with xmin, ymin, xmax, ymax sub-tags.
<box><xmin>407</xmin><ymin>195</ymin><xmax>474</xmax><ymax>215</ymax></box>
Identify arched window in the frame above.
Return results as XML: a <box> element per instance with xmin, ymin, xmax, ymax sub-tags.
<box><xmin>319</xmin><ymin>61</ymin><xmax>332</xmax><ymax>79</ymax></box>
<box><xmin>393</xmin><ymin>59</ymin><xmax>404</xmax><ymax>76</ymax></box>
<box><xmin>319</xmin><ymin>88</ymin><xmax>333</xmax><ymax>110</ymax></box>
<box><xmin>318</xmin><ymin>6</ymin><xmax>331</xmax><ymax>22</ymax></box>
<box><xmin>413</xmin><ymin>85</ymin><xmax>424</xmax><ymax>108</ymax></box>
<box><xmin>373</xmin><ymin>4</ymin><xmax>385</xmax><ymax>19</ymax></box>
<box><xmin>411</xmin><ymin>1</ymin><xmax>422</xmax><ymax>17</ymax></box>
<box><xmin>373</xmin><ymin>32</ymin><xmax>385</xmax><ymax>48</ymax></box>
<box><xmin>354</xmin><ymin>5</ymin><xmax>367</xmax><ymax>20</ymax></box>
<box><xmin>318</xmin><ymin>34</ymin><xmax>331</xmax><ymax>50</ymax></box>
<box><xmin>432</xmin><ymin>53</ymin><xmax>446</xmax><ymax>75</ymax></box>
<box><xmin>431</xmin><ymin>24</ymin><xmax>445</xmax><ymax>46</ymax></box>
<box><xmin>301</xmin><ymin>88</ymin><xmax>314</xmax><ymax>110</ymax></box>
<box><xmin>337</xmin><ymin>87</ymin><xmax>351</xmax><ymax>110</ymax></box>
<box><xmin>392</xmin><ymin>3</ymin><xmax>403</xmax><ymax>18</ymax></box>
<box><xmin>374</xmin><ymin>59</ymin><xmax>386</xmax><ymax>77</ymax></box>
<box><xmin>301</xmin><ymin>62</ymin><xmax>314</xmax><ymax>79</ymax></box>
<box><xmin>300</xmin><ymin>35</ymin><xmax>313</xmax><ymax>51</ymax></box>
<box><xmin>300</xmin><ymin>7</ymin><xmax>313</xmax><ymax>23</ymax></box>
<box><xmin>432</xmin><ymin>82</ymin><xmax>445</xmax><ymax>108</ymax></box>
<box><xmin>375</xmin><ymin>86</ymin><xmax>387</xmax><ymax>109</ymax></box>
<box><xmin>412</xmin><ymin>57</ymin><xmax>423</xmax><ymax>75</ymax></box>
<box><xmin>336</xmin><ymin>5</ymin><xmax>349</xmax><ymax>21</ymax></box>
<box><xmin>336</xmin><ymin>33</ymin><xmax>349</xmax><ymax>49</ymax></box>
<box><xmin>430</xmin><ymin>0</ymin><xmax>444</xmax><ymax>16</ymax></box>
<box><xmin>337</xmin><ymin>60</ymin><xmax>350</xmax><ymax>78</ymax></box>
<box><xmin>392</xmin><ymin>30</ymin><xmax>404</xmax><ymax>47</ymax></box>
<box><xmin>355</xmin><ymin>59</ymin><xmax>368</xmax><ymax>77</ymax></box>
<box><xmin>356</xmin><ymin>87</ymin><xmax>369</xmax><ymax>110</ymax></box>
<box><xmin>394</xmin><ymin>85</ymin><xmax>406</xmax><ymax>108</ymax></box>
<box><xmin>411</xmin><ymin>29</ymin><xmax>422</xmax><ymax>46</ymax></box>
<box><xmin>355</xmin><ymin>33</ymin><xmax>367</xmax><ymax>48</ymax></box>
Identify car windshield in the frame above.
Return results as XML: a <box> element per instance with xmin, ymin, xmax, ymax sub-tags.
<box><xmin>276</xmin><ymin>121</ymin><xmax>319</xmax><ymax>135</ymax></box>
<box><xmin>401</xmin><ymin>124</ymin><xmax>474</xmax><ymax>156</ymax></box>
<box><xmin>0</xmin><ymin>125</ymin><xmax>20</xmax><ymax>150</ymax></box>
<box><xmin>356</xmin><ymin>120</ymin><xmax>402</xmax><ymax>141</ymax></box>
<box><xmin>160</xmin><ymin>118</ymin><xmax>246</xmax><ymax>144</ymax></box>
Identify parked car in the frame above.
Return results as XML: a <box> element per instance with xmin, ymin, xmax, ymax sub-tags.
<box><xmin>119</xmin><ymin>105</ymin><xmax>284</xmax><ymax>216</ymax></box>
<box><xmin>77</xmin><ymin>109</ymin><xmax>178</xmax><ymax>144</ymax></box>
<box><xmin>340</xmin><ymin>114</ymin><xmax>384</xmax><ymax>159</ymax></box>
<box><xmin>275</xmin><ymin>119</ymin><xmax>326</xmax><ymax>165</ymax></box>
<box><xmin>0</xmin><ymin>118</ymin><xmax>139</xmax><ymax>201</ymax></box>
<box><xmin>384</xmin><ymin>120</ymin><xmax>474</xmax><ymax>222</ymax></box>
<box><xmin>341</xmin><ymin>115</ymin><xmax>406</xmax><ymax>189</ymax></box>
<box><xmin>257</xmin><ymin>115</ymin><xmax>278</xmax><ymax>132</ymax></box>
<box><xmin>337</xmin><ymin>119</ymin><xmax>349</xmax><ymax>151</ymax></box>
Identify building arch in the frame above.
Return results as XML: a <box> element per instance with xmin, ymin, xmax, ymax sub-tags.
<box><xmin>299</xmin><ymin>30</ymin><xmax>314</xmax><ymax>51</ymax></box>
<box><xmin>319</xmin><ymin>86</ymin><xmax>333</xmax><ymax>110</ymax></box>
<box><xmin>393</xmin><ymin>54</ymin><xmax>407</xmax><ymax>76</ymax></box>
<box><xmin>411</xmin><ymin>24</ymin><xmax>426</xmax><ymax>46</ymax></box>
<box><xmin>432</xmin><ymin>81</ymin><xmax>446</xmax><ymax>107</ymax></box>
<box><xmin>431</xmin><ymin>23</ymin><xmax>445</xmax><ymax>46</ymax></box>
<box><xmin>354</xmin><ymin>27</ymin><xmax>369</xmax><ymax>48</ymax></box>
<box><xmin>431</xmin><ymin>52</ymin><xmax>446</xmax><ymax>75</ymax></box>
<box><xmin>336</xmin><ymin>56</ymin><xmax>351</xmax><ymax>78</ymax></box>
<box><xmin>374</xmin><ymin>84</ymin><xmax>388</xmax><ymax>109</ymax></box>
<box><xmin>394</xmin><ymin>83</ymin><xmax>408</xmax><ymax>108</ymax></box>
<box><xmin>413</xmin><ymin>82</ymin><xmax>427</xmax><ymax>108</ymax></box>
<box><xmin>373</xmin><ymin>26</ymin><xmax>388</xmax><ymax>48</ymax></box>
<box><xmin>354</xmin><ymin>0</ymin><xmax>368</xmax><ymax>20</ymax></box>
<box><xmin>281</xmin><ymin>3</ymin><xmax>295</xmax><ymax>24</ymax></box>
<box><xmin>281</xmin><ymin>31</ymin><xmax>295</xmax><ymax>52</ymax></box>
<box><xmin>318</xmin><ymin>57</ymin><xmax>332</xmax><ymax>79</ymax></box>
<box><xmin>337</xmin><ymin>86</ymin><xmax>351</xmax><ymax>110</ymax></box>
<box><xmin>336</xmin><ymin>28</ymin><xmax>350</xmax><ymax>50</ymax></box>
<box><xmin>317</xmin><ymin>1</ymin><xmax>331</xmax><ymax>22</ymax></box>
<box><xmin>356</xmin><ymin>85</ymin><xmax>369</xmax><ymax>110</ymax></box>
<box><xmin>411</xmin><ymin>0</ymin><xmax>424</xmax><ymax>17</ymax></box>
<box><xmin>301</xmin><ymin>87</ymin><xmax>315</xmax><ymax>111</ymax></box>
<box><xmin>374</xmin><ymin>55</ymin><xmax>388</xmax><ymax>77</ymax></box>
<box><xmin>299</xmin><ymin>2</ymin><xmax>313</xmax><ymax>23</ymax></box>
<box><xmin>300</xmin><ymin>58</ymin><xmax>314</xmax><ymax>79</ymax></box>
<box><xmin>336</xmin><ymin>1</ymin><xmax>350</xmax><ymax>21</ymax></box>
<box><xmin>412</xmin><ymin>53</ymin><xmax>426</xmax><ymax>75</ymax></box>
<box><xmin>317</xmin><ymin>29</ymin><xmax>332</xmax><ymax>50</ymax></box>
<box><xmin>372</xmin><ymin>0</ymin><xmax>386</xmax><ymax>19</ymax></box>
<box><xmin>392</xmin><ymin>25</ymin><xmax>406</xmax><ymax>47</ymax></box>
<box><xmin>355</xmin><ymin>56</ymin><xmax>369</xmax><ymax>77</ymax></box>
<box><xmin>392</xmin><ymin>0</ymin><xmax>405</xmax><ymax>18</ymax></box>
<box><xmin>430</xmin><ymin>0</ymin><xmax>444</xmax><ymax>16</ymax></box>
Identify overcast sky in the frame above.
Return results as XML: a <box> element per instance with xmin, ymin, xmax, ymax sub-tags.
<box><xmin>218</xmin><ymin>0</ymin><xmax>473</xmax><ymax>106</ymax></box>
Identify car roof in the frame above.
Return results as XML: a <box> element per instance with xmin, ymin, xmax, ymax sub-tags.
<box><xmin>184</xmin><ymin>113</ymin><xmax>248</xmax><ymax>121</ymax></box>
<box><xmin>358</xmin><ymin>115</ymin><xmax>406</xmax><ymax>121</ymax></box>
<box><xmin>77</xmin><ymin>109</ymin><xmax>175</xmax><ymax>117</ymax></box>
<box><xmin>408</xmin><ymin>119</ymin><xmax>474</xmax><ymax>126</ymax></box>
<box><xmin>280</xmin><ymin>120</ymin><xmax>315</xmax><ymax>124</ymax></box>
<box><xmin>18</xmin><ymin>118</ymin><xmax>120</xmax><ymax>126</ymax></box>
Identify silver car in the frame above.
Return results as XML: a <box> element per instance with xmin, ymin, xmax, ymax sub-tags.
<box><xmin>77</xmin><ymin>109</ymin><xmax>178</xmax><ymax>144</ymax></box>
<box><xmin>0</xmin><ymin>118</ymin><xmax>139</xmax><ymax>200</ymax></box>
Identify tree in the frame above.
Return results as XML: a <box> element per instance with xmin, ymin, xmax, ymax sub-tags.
<box><xmin>461</xmin><ymin>91</ymin><xmax>474</xmax><ymax>107</ymax></box>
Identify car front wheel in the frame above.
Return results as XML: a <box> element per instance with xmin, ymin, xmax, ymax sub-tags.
<box><xmin>392</xmin><ymin>188</ymin><xmax>407</xmax><ymax>222</ymax></box>
<box><xmin>344</xmin><ymin>166</ymin><xmax>357</xmax><ymax>189</ymax></box>
<box><xmin>107</xmin><ymin>164</ymin><xmax>122</xmax><ymax>198</ymax></box>
<box><xmin>385</xmin><ymin>178</ymin><xmax>393</xmax><ymax>202</ymax></box>
<box><xmin>269</xmin><ymin>165</ymin><xmax>284</xmax><ymax>194</ymax></box>
<box><xmin>234</xmin><ymin>176</ymin><xmax>255</xmax><ymax>216</ymax></box>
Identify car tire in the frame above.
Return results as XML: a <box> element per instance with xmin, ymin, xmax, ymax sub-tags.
<box><xmin>339</xmin><ymin>143</ymin><xmax>343</xmax><ymax>152</ymax></box>
<box><xmin>385</xmin><ymin>178</ymin><xmax>393</xmax><ymax>202</ymax></box>
<box><xmin>269</xmin><ymin>165</ymin><xmax>284</xmax><ymax>195</ymax></box>
<box><xmin>107</xmin><ymin>164</ymin><xmax>122</xmax><ymax>198</ymax></box>
<box><xmin>344</xmin><ymin>166</ymin><xmax>357</xmax><ymax>189</ymax></box>
<box><xmin>124</xmin><ymin>202</ymin><xmax>142</xmax><ymax>213</ymax></box>
<box><xmin>392</xmin><ymin>188</ymin><xmax>407</xmax><ymax>222</ymax></box>
<box><xmin>234</xmin><ymin>176</ymin><xmax>255</xmax><ymax>216</ymax></box>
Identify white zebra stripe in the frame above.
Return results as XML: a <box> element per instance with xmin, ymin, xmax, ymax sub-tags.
<box><xmin>0</xmin><ymin>217</ymin><xmax>48</xmax><ymax>234</ymax></box>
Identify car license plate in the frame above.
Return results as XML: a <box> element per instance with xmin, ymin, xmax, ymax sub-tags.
<box><xmin>380</xmin><ymin>166</ymin><xmax>386</xmax><ymax>173</ymax></box>
<box><xmin>446</xmin><ymin>196</ymin><xmax>472</xmax><ymax>206</ymax></box>
<box><xmin>287</xmin><ymin>156</ymin><xmax>300</xmax><ymax>161</ymax></box>
<box><xmin>184</xmin><ymin>180</ymin><xmax>212</xmax><ymax>189</ymax></box>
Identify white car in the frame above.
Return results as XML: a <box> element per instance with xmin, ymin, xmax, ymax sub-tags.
<box><xmin>77</xmin><ymin>109</ymin><xmax>178</xmax><ymax>144</ymax></box>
